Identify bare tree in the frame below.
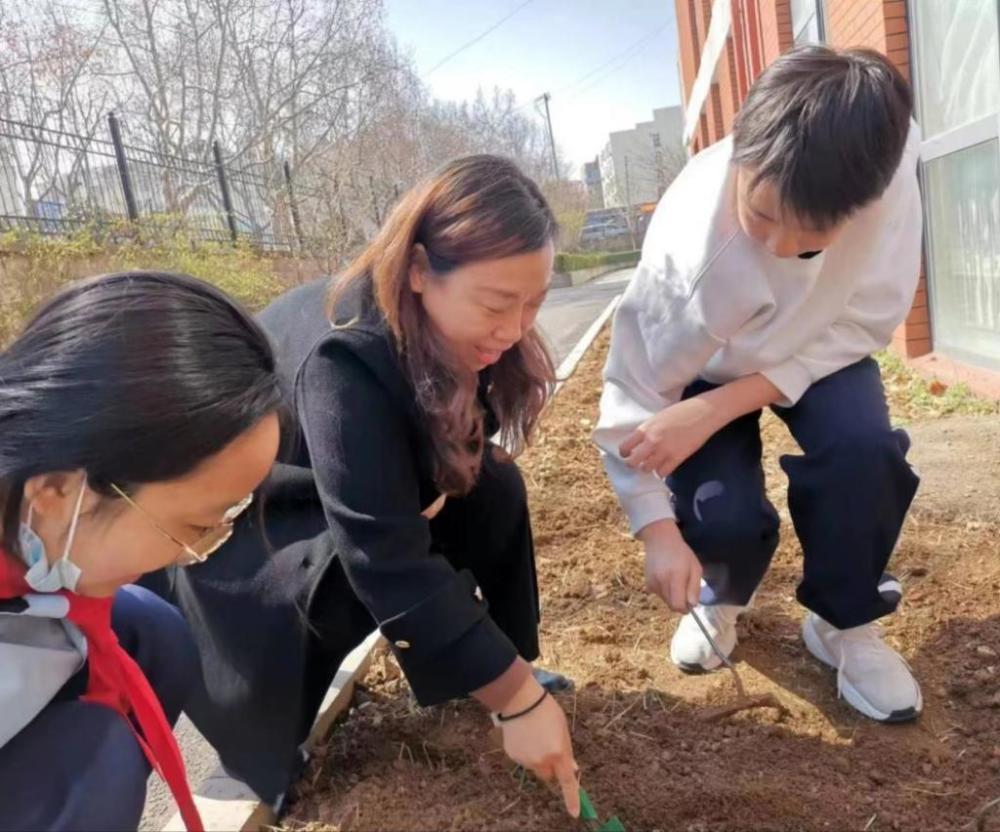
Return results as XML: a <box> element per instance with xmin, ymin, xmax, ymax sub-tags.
<box><xmin>542</xmin><ymin>179</ymin><xmax>588</xmax><ymax>250</ymax></box>
<box><xmin>1</xmin><ymin>0</ymin><xmax>573</xmax><ymax>263</ymax></box>
<box><xmin>291</xmin><ymin>74</ymin><xmax>561</xmax><ymax>260</ymax></box>
<box><xmin>96</xmin><ymin>0</ymin><xmax>390</xmax><ymax>161</ymax></box>
<box><xmin>0</xmin><ymin>1</ymin><xmax>113</xmax><ymax>221</ymax></box>
<box><xmin>62</xmin><ymin>0</ymin><xmax>398</xmax><ymax>235</ymax></box>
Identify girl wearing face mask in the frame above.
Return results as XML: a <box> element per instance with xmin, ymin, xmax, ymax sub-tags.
<box><xmin>147</xmin><ymin>155</ymin><xmax>582</xmax><ymax>818</ymax></box>
<box><xmin>0</xmin><ymin>272</ymin><xmax>283</xmax><ymax>831</ymax></box>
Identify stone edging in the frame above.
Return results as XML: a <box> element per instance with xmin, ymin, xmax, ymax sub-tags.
<box><xmin>553</xmin><ymin>294</ymin><xmax>621</xmax><ymax>397</ymax></box>
<box><xmin>162</xmin><ymin>630</ymin><xmax>382</xmax><ymax>831</ymax></box>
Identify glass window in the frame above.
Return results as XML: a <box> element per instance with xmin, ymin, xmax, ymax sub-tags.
<box><xmin>791</xmin><ymin>0</ymin><xmax>824</xmax><ymax>45</ymax></box>
<box><xmin>912</xmin><ymin>0</ymin><xmax>1000</xmax><ymax>138</ymax></box>
<box><xmin>924</xmin><ymin>140</ymin><xmax>1000</xmax><ymax>368</ymax></box>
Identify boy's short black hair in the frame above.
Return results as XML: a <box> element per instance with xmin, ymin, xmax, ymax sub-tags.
<box><xmin>732</xmin><ymin>46</ymin><xmax>913</xmax><ymax>229</ymax></box>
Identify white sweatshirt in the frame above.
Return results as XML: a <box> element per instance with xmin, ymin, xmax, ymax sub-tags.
<box><xmin>594</xmin><ymin>123</ymin><xmax>923</xmax><ymax>535</ymax></box>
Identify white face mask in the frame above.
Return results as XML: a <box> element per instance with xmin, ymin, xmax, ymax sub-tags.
<box><xmin>18</xmin><ymin>477</ymin><xmax>88</xmax><ymax>594</ymax></box>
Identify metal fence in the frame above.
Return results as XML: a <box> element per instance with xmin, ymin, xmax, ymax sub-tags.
<box><xmin>0</xmin><ymin>113</ymin><xmax>305</xmax><ymax>250</ymax></box>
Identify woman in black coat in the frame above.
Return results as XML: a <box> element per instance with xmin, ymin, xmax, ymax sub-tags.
<box><xmin>148</xmin><ymin>155</ymin><xmax>583</xmax><ymax>819</ymax></box>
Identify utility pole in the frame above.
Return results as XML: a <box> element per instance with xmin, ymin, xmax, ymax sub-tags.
<box><xmin>538</xmin><ymin>92</ymin><xmax>560</xmax><ymax>180</ymax></box>
<box><xmin>623</xmin><ymin>155</ymin><xmax>637</xmax><ymax>250</ymax></box>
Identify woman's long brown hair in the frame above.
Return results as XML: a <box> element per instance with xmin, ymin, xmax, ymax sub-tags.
<box><xmin>329</xmin><ymin>155</ymin><xmax>557</xmax><ymax>495</ymax></box>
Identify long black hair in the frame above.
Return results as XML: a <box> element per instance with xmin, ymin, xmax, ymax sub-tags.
<box><xmin>0</xmin><ymin>271</ymin><xmax>284</xmax><ymax>555</ymax></box>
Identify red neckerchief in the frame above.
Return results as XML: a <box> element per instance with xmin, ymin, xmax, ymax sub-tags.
<box><xmin>0</xmin><ymin>552</ymin><xmax>204</xmax><ymax>832</ymax></box>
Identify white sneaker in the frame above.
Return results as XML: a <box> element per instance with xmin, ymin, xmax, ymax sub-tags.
<box><xmin>670</xmin><ymin>604</ymin><xmax>743</xmax><ymax>672</ymax></box>
<box><xmin>802</xmin><ymin>613</ymin><xmax>922</xmax><ymax>723</ymax></box>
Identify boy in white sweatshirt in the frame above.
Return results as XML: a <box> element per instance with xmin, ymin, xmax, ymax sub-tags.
<box><xmin>594</xmin><ymin>46</ymin><xmax>923</xmax><ymax>722</ymax></box>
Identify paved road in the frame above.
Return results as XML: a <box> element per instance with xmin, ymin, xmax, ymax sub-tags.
<box><xmin>536</xmin><ymin>268</ymin><xmax>632</xmax><ymax>367</ymax></box>
<box><xmin>140</xmin><ymin>717</ymin><xmax>216</xmax><ymax>830</ymax></box>
<box><xmin>138</xmin><ymin>267</ymin><xmax>635</xmax><ymax>830</ymax></box>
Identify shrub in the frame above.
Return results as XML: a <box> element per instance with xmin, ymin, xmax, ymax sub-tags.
<box><xmin>0</xmin><ymin>225</ymin><xmax>287</xmax><ymax>346</ymax></box>
<box><xmin>554</xmin><ymin>249</ymin><xmax>640</xmax><ymax>273</ymax></box>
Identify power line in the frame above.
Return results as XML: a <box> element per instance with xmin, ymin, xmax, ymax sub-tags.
<box><xmin>566</xmin><ymin>28</ymin><xmax>668</xmax><ymax>100</ymax></box>
<box><xmin>558</xmin><ymin>22</ymin><xmax>669</xmax><ymax>97</ymax></box>
<box><xmin>426</xmin><ymin>0</ymin><xmax>535</xmax><ymax>75</ymax></box>
<box><xmin>513</xmin><ymin>20</ymin><xmax>670</xmax><ymax>114</ymax></box>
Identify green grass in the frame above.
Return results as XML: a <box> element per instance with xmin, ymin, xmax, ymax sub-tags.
<box><xmin>877</xmin><ymin>350</ymin><xmax>999</xmax><ymax>423</ymax></box>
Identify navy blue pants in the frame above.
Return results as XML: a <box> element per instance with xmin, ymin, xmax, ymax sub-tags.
<box><xmin>668</xmin><ymin>358</ymin><xmax>919</xmax><ymax>629</ymax></box>
<box><xmin>0</xmin><ymin>585</ymin><xmax>198</xmax><ymax>831</ymax></box>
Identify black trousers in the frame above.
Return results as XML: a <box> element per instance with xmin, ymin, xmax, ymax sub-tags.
<box><xmin>668</xmin><ymin>358</ymin><xmax>919</xmax><ymax>629</ymax></box>
<box><xmin>142</xmin><ymin>447</ymin><xmax>540</xmax><ymax>803</ymax></box>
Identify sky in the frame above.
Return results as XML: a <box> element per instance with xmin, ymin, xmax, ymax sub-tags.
<box><xmin>384</xmin><ymin>0</ymin><xmax>682</xmax><ymax>178</ymax></box>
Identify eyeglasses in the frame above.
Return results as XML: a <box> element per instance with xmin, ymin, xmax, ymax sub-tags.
<box><xmin>110</xmin><ymin>483</ymin><xmax>253</xmax><ymax>566</ymax></box>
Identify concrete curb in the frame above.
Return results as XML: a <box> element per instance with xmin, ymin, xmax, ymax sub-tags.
<box><xmin>160</xmin><ymin>299</ymin><xmax>621</xmax><ymax>831</ymax></box>
<box><xmin>162</xmin><ymin>630</ymin><xmax>383</xmax><ymax>831</ymax></box>
<box><xmin>553</xmin><ymin>294</ymin><xmax>621</xmax><ymax>397</ymax></box>
<box><xmin>551</xmin><ymin>263</ymin><xmax>634</xmax><ymax>289</ymax></box>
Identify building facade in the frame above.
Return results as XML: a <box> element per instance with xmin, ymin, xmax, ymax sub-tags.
<box><xmin>676</xmin><ymin>0</ymin><xmax>1000</xmax><ymax>376</ymax></box>
<box><xmin>600</xmin><ymin>105</ymin><xmax>685</xmax><ymax>208</ymax></box>
<box><xmin>583</xmin><ymin>157</ymin><xmax>606</xmax><ymax>210</ymax></box>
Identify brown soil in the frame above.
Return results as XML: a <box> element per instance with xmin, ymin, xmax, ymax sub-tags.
<box><xmin>906</xmin><ymin>417</ymin><xmax>1000</xmax><ymax>526</ymax></box>
<box><xmin>282</xmin><ymin>331</ymin><xmax>1000</xmax><ymax>832</ymax></box>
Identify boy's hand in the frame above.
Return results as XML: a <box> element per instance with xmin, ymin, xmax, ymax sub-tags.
<box><xmin>618</xmin><ymin>374</ymin><xmax>783</xmax><ymax>478</ymax></box>
<box><xmin>638</xmin><ymin>519</ymin><xmax>702</xmax><ymax>612</ymax></box>
<box><xmin>619</xmin><ymin>396</ymin><xmax>719</xmax><ymax>478</ymax></box>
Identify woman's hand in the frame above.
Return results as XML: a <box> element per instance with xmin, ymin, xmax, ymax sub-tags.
<box><xmin>421</xmin><ymin>494</ymin><xmax>447</xmax><ymax>519</ymax></box>
<box><xmin>497</xmin><ymin>676</ymin><xmax>580</xmax><ymax>817</ymax></box>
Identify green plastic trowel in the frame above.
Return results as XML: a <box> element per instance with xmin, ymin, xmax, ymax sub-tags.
<box><xmin>579</xmin><ymin>787</ymin><xmax>626</xmax><ymax>832</ymax></box>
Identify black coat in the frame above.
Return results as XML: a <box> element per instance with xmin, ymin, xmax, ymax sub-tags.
<box><xmin>145</xmin><ymin>277</ymin><xmax>539</xmax><ymax>801</ymax></box>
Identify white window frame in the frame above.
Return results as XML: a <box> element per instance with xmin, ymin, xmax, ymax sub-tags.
<box><xmin>682</xmin><ymin>0</ymin><xmax>731</xmax><ymax>146</ymax></box>
<box><xmin>907</xmin><ymin>0</ymin><xmax>1000</xmax><ymax>367</ymax></box>
<box><xmin>791</xmin><ymin>0</ymin><xmax>827</xmax><ymax>45</ymax></box>
<box><xmin>918</xmin><ymin>113</ymin><xmax>1000</xmax><ymax>163</ymax></box>
<box><xmin>907</xmin><ymin>0</ymin><xmax>1000</xmax><ymax>154</ymax></box>
<box><xmin>908</xmin><ymin>0</ymin><xmax>1000</xmax><ymax>160</ymax></box>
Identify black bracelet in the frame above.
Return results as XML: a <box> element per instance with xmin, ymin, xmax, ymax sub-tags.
<box><xmin>495</xmin><ymin>689</ymin><xmax>549</xmax><ymax>723</ymax></box>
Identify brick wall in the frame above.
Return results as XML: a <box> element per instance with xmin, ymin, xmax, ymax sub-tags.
<box><xmin>758</xmin><ymin>0</ymin><xmax>794</xmax><ymax>65</ymax></box>
<box><xmin>893</xmin><ymin>267</ymin><xmax>932</xmax><ymax>359</ymax></box>
<box><xmin>678</xmin><ymin>0</ymin><xmax>755</xmax><ymax>152</ymax></box>
<box><xmin>825</xmin><ymin>0</ymin><xmax>927</xmax><ymax>357</ymax></box>
<box><xmin>674</xmin><ymin>0</ymin><xmax>930</xmax><ymax>358</ymax></box>
<box><xmin>825</xmin><ymin>0</ymin><xmax>910</xmax><ymax>82</ymax></box>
